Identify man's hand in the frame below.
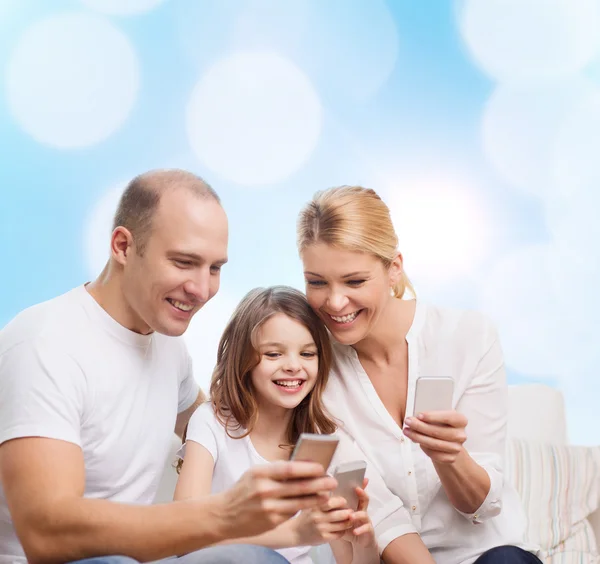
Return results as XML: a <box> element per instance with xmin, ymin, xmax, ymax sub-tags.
<box><xmin>216</xmin><ymin>460</ymin><xmax>338</xmax><ymax>540</ymax></box>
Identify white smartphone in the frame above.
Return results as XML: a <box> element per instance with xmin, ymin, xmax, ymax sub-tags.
<box><xmin>290</xmin><ymin>433</ymin><xmax>340</xmax><ymax>472</ymax></box>
<box><xmin>333</xmin><ymin>460</ymin><xmax>367</xmax><ymax>510</ymax></box>
<box><xmin>413</xmin><ymin>376</ymin><xmax>454</xmax><ymax>415</ymax></box>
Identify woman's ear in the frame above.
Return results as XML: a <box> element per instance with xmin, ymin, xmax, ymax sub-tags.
<box><xmin>389</xmin><ymin>252</ymin><xmax>404</xmax><ymax>287</ymax></box>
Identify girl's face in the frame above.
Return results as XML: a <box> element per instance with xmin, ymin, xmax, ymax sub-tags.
<box><xmin>301</xmin><ymin>243</ymin><xmax>399</xmax><ymax>346</ymax></box>
<box><xmin>250</xmin><ymin>313</ymin><xmax>319</xmax><ymax>413</ymax></box>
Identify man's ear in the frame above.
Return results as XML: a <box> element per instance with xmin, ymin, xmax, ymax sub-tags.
<box><xmin>110</xmin><ymin>226</ymin><xmax>134</xmax><ymax>266</ymax></box>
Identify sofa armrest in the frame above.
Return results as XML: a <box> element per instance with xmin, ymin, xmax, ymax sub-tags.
<box><xmin>589</xmin><ymin>508</ymin><xmax>600</xmax><ymax>547</ymax></box>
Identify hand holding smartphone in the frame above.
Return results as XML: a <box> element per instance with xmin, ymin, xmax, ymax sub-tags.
<box><xmin>413</xmin><ymin>376</ymin><xmax>454</xmax><ymax>415</ymax></box>
<box><xmin>290</xmin><ymin>433</ymin><xmax>340</xmax><ymax>473</ymax></box>
<box><xmin>332</xmin><ymin>460</ymin><xmax>367</xmax><ymax>510</ymax></box>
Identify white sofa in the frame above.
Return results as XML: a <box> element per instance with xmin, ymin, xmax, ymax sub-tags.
<box><xmin>155</xmin><ymin>384</ymin><xmax>600</xmax><ymax>562</ymax></box>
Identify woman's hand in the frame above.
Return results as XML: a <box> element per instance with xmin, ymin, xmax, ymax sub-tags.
<box><xmin>293</xmin><ymin>495</ymin><xmax>353</xmax><ymax>546</ymax></box>
<box><xmin>403</xmin><ymin>410</ymin><xmax>468</xmax><ymax>465</ymax></box>
<box><xmin>342</xmin><ymin>482</ymin><xmax>377</xmax><ymax>550</ymax></box>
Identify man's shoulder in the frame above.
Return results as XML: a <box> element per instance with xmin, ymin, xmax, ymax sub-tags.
<box><xmin>0</xmin><ymin>287</ymin><xmax>85</xmax><ymax>355</ymax></box>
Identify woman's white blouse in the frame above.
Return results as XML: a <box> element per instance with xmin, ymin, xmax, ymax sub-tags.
<box><xmin>323</xmin><ymin>301</ymin><xmax>534</xmax><ymax>564</ymax></box>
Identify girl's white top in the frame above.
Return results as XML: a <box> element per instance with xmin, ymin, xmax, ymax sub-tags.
<box><xmin>183</xmin><ymin>402</ymin><xmax>409</xmax><ymax>563</ymax></box>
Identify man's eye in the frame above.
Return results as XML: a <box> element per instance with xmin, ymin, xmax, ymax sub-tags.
<box><xmin>210</xmin><ymin>265</ymin><xmax>222</xmax><ymax>274</ymax></box>
<box><xmin>175</xmin><ymin>260</ymin><xmax>193</xmax><ymax>268</ymax></box>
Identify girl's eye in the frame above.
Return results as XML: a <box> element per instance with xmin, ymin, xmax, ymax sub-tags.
<box><xmin>306</xmin><ymin>280</ymin><xmax>326</xmax><ymax>287</ymax></box>
<box><xmin>264</xmin><ymin>352</ymin><xmax>281</xmax><ymax>358</ymax></box>
<box><xmin>301</xmin><ymin>351</ymin><xmax>317</xmax><ymax>358</ymax></box>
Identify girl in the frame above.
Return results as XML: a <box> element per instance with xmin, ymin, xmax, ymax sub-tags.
<box><xmin>175</xmin><ymin>286</ymin><xmax>388</xmax><ymax>564</ymax></box>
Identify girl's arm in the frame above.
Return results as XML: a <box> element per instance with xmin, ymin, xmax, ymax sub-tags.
<box><xmin>174</xmin><ymin>440</ymin><xmax>214</xmax><ymax>500</ymax></box>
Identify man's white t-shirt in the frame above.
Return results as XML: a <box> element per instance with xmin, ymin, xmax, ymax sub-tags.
<box><xmin>0</xmin><ymin>285</ymin><xmax>200</xmax><ymax>563</ymax></box>
<box><xmin>182</xmin><ymin>402</ymin><xmax>413</xmax><ymax>564</ymax></box>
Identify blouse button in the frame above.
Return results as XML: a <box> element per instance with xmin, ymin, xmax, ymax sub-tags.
<box><xmin>400</xmin><ymin>437</ymin><xmax>405</xmax><ymax>443</ymax></box>
<box><xmin>412</xmin><ymin>505</ymin><xmax>417</xmax><ymax>511</ymax></box>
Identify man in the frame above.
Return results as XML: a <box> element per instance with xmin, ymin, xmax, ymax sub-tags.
<box><xmin>0</xmin><ymin>170</ymin><xmax>336</xmax><ymax>564</ymax></box>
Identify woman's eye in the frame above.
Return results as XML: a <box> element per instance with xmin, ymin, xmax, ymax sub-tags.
<box><xmin>347</xmin><ymin>279</ymin><xmax>366</xmax><ymax>286</ymax></box>
<box><xmin>306</xmin><ymin>280</ymin><xmax>326</xmax><ymax>287</ymax></box>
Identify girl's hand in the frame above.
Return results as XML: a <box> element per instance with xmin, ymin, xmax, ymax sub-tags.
<box><xmin>343</xmin><ymin>480</ymin><xmax>377</xmax><ymax>550</ymax></box>
<box><xmin>403</xmin><ymin>410</ymin><xmax>468</xmax><ymax>465</ymax></box>
<box><xmin>294</xmin><ymin>495</ymin><xmax>353</xmax><ymax>546</ymax></box>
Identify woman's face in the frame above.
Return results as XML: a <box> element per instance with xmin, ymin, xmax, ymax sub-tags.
<box><xmin>301</xmin><ymin>243</ymin><xmax>399</xmax><ymax>345</ymax></box>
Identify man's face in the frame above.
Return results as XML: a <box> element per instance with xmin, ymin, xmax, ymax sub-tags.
<box><xmin>122</xmin><ymin>189</ymin><xmax>228</xmax><ymax>336</ymax></box>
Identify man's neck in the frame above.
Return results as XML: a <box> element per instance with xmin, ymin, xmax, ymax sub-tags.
<box><xmin>86</xmin><ymin>265</ymin><xmax>153</xmax><ymax>335</ymax></box>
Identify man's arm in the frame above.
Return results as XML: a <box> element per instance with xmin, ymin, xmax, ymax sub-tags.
<box><xmin>1</xmin><ymin>436</ymin><xmax>336</xmax><ymax>564</ymax></box>
<box><xmin>175</xmin><ymin>389</ymin><xmax>205</xmax><ymax>439</ymax></box>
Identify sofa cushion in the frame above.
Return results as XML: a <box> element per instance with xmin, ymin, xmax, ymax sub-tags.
<box><xmin>506</xmin><ymin>438</ymin><xmax>600</xmax><ymax>562</ymax></box>
<box><xmin>507</xmin><ymin>385</ymin><xmax>568</xmax><ymax>444</ymax></box>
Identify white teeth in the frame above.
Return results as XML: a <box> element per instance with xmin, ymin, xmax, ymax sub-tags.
<box><xmin>330</xmin><ymin>311</ymin><xmax>359</xmax><ymax>323</ymax></box>
<box><xmin>170</xmin><ymin>299</ymin><xmax>194</xmax><ymax>312</ymax></box>
<box><xmin>274</xmin><ymin>380</ymin><xmax>303</xmax><ymax>388</ymax></box>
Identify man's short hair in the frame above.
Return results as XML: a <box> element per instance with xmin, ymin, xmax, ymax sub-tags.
<box><xmin>112</xmin><ymin>169</ymin><xmax>220</xmax><ymax>255</ymax></box>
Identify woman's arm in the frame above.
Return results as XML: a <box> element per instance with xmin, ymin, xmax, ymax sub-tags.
<box><xmin>403</xmin><ymin>317</ymin><xmax>506</xmax><ymax>520</ymax></box>
<box><xmin>381</xmin><ymin>533</ymin><xmax>435</xmax><ymax>564</ymax></box>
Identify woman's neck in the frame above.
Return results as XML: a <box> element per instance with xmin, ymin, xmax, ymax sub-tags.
<box><xmin>352</xmin><ymin>297</ymin><xmax>416</xmax><ymax>365</ymax></box>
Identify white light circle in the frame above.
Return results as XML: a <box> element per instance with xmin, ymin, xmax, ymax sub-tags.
<box><xmin>84</xmin><ymin>183</ymin><xmax>126</xmax><ymax>278</ymax></box>
<box><xmin>183</xmin><ymin>293</ymin><xmax>239</xmax><ymax>391</ymax></box>
<box><xmin>554</xmin><ymin>89</ymin><xmax>600</xmax><ymax>200</ymax></box>
<box><xmin>6</xmin><ymin>13</ymin><xmax>139</xmax><ymax>148</ymax></box>
<box><xmin>387</xmin><ymin>176</ymin><xmax>490</xmax><ymax>284</ymax></box>
<box><xmin>459</xmin><ymin>0</ymin><xmax>600</xmax><ymax>82</ymax></box>
<box><xmin>78</xmin><ymin>0</ymin><xmax>166</xmax><ymax>15</ymax></box>
<box><xmin>186</xmin><ymin>51</ymin><xmax>322</xmax><ymax>186</ymax></box>
<box><xmin>482</xmin><ymin>80</ymin><xmax>593</xmax><ymax>197</ymax></box>
<box><xmin>304</xmin><ymin>0</ymin><xmax>399</xmax><ymax>101</ymax></box>
<box><xmin>479</xmin><ymin>244</ymin><xmax>564</xmax><ymax>376</ymax></box>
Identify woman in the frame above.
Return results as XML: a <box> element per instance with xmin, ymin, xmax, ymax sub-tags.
<box><xmin>296</xmin><ymin>186</ymin><xmax>540</xmax><ymax>564</ymax></box>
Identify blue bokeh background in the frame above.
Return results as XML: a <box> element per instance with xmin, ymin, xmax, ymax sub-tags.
<box><xmin>2</xmin><ymin>0</ymin><xmax>599</xmax><ymax>444</ymax></box>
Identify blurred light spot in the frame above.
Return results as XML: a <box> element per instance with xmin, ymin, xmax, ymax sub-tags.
<box><xmin>84</xmin><ymin>183</ymin><xmax>125</xmax><ymax>278</ymax></box>
<box><xmin>6</xmin><ymin>12</ymin><xmax>139</xmax><ymax>148</ymax></box>
<box><xmin>183</xmin><ymin>293</ymin><xmax>239</xmax><ymax>390</ymax></box>
<box><xmin>459</xmin><ymin>0</ymin><xmax>600</xmax><ymax>82</ymax></box>
<box><xmin>482</xmin><ymin>80</ymin><xmax>593</xmax><ymax>197</ymax></box>
<box><xmin>78</xmin><ymin>0</ymin><xmax>166</xmax><ymax>16</ymax></box>
<box><xmin>186</xmin><ymin>51</ymin><xmax>322</xmax><ymax>186</ymax></box>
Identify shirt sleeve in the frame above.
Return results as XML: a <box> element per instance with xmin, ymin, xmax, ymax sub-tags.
<box><xmin>0</xmin><ymin>339</ymin><xmax>86</xmax><ymax>447</ymax></box>
<box><xmin>454</xmin><ymin>316</ymin><xmax>507</xmax><ymax>523</ymax></box>
<box><xmin>180</xmin><ymin>403</ymin><xmax>218</xmax><ymax>463</ymax></box>
<box><xmin>333</xmin><ymin>428</ymin><xmax>418</xmax><ymax>553</ymax></box>
<box><xmin>177</xmin><ymin>345</ymin><xmax>201</xmax><ymax>413</ymax></box>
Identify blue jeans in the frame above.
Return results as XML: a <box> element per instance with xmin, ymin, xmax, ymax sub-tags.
<box><xmin>70</xmin><ymin>544</ymin><xmax>290</xmax><ymax>564</ymax></box>
<box><xmin>474</xmin><ymin>545</ymin><xmax>542</xmax><ymax>563</ymax></box>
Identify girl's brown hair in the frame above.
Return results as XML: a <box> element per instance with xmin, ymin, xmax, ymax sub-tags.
<box><xmin>297</xmin><ymin>185</ymin><xmax>415</xmax><ymax>299</ymax></box>
<box><xmin>177</xmin><ymin>286</ymin><xmax>336</xmax><ymax>472</ymax></box>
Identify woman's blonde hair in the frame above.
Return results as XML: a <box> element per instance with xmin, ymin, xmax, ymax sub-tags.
<box><xmin>176</xmin><ymin>286</ymin><xmax>336</xmax><ymax>472</ymax></box>
<box><xmin>297</xmin><ymin>185</ymin><xmax>415</xmax><ymax>299</ymax></box>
